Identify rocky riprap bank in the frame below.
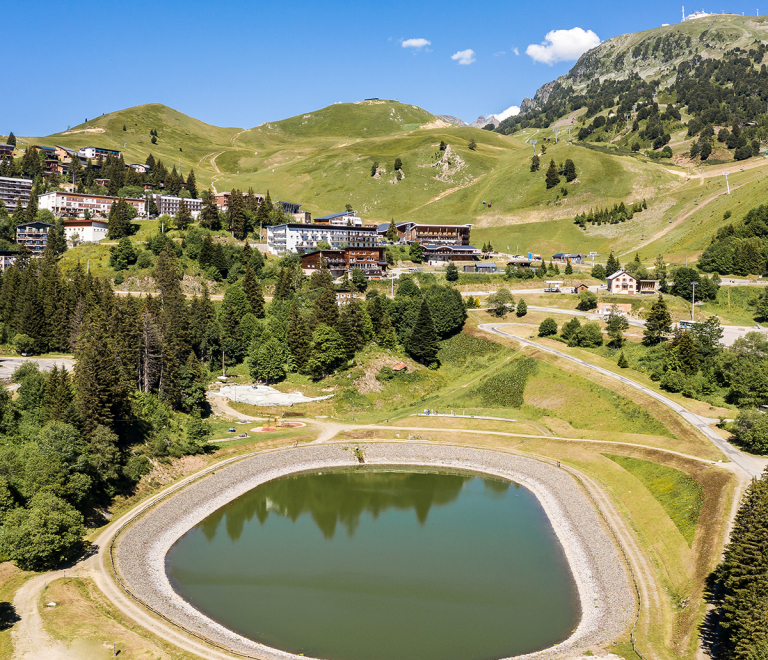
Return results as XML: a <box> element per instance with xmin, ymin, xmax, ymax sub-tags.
<box><xmin>113</xmin><ymin>442</ymin><xmax>634</xmax><ymax>659</ymax></box>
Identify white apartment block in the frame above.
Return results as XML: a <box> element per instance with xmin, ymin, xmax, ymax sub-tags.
<box><xmin>38</xmin><ymin>192</ymin><xmax>145</xmax><ymax>218</ymax></box>
<box><xmin>78</xmin><ymin>146</ymin><xmax>121</xmax><ymax>160</ymax></box>
<box><xmin>154</xmin><ymin>195</ymin><xmax>202</xmax><ymax>219</ymax></box>
<box><xmin>64</xmin><ymin>219</ymin><xmax>109</xmax><ymax>244</ymax></box>
<box><xmin>267</xmin><ymin>223</ymin><xmax>379</xmax><ymax>255</ymax></box>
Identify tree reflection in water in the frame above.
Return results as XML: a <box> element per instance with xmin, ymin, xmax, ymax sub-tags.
<box><xmin>198</xmin><ymin>469</ymin><xmax>513</xmax><ymax>543</ymax></box>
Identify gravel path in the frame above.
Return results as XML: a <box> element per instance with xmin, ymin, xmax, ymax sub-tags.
<box><xmin>114</xmin><ymin>442</ymin><xmax>634</xmax><ymax>660</ymax></box>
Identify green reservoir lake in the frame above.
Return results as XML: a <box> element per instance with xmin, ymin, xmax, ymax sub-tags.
<box><xmin>166</xmin><ymin>468</ymin><xmax>580</xmax><ymax>660</ymax></box>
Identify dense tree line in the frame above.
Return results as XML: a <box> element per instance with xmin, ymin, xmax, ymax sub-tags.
<box><xmin>0</xmin><ymin>246</ymin><xmax>216</xmax><ymax>569</ymax></box>
<box><xmin>700</xmin><ymin>204</ymin><xmax>768</xmax><ymax>276</ymax></box>
<box><xmin>717</xmin><ymin>467</ymin><xmax>768</xmax><ymax>658</ymax></box>
<box><xmin>574</xmin><ymin>200</ymin><xmax>646</xmax><ymax>228</ymax></box>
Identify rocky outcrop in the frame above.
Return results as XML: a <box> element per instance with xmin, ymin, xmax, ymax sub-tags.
<box><xmin>437</xmin><ymin>115</ymin><xmax>468</xmax><ymax>127</ymax></box>
<box><xmin>469</xmin><ymin>115</ymin><xmax>499</xmax><ymax>129</ymax></box>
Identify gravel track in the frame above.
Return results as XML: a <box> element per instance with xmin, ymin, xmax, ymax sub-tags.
<box><xmin>114</xmin><ymin>442</ymin><xmax>634</xmax><ymax>660</ymax></box>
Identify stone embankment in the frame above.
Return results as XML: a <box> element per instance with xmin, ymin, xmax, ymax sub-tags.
<box><xmin>114</xmin><ymin>443</ymin><xmax>634</xmax><ymax>659</ymax></box>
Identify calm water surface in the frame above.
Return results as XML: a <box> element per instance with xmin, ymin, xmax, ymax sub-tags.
<box><xmin>166</xmin><ymin>468</ymin><xmax>580</xmax><ymax>660</ymax></box>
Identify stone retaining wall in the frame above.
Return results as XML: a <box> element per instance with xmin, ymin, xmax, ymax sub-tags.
<box><xmin>114</xmin><ymin>442</ymin><xmax>634</xmax><ymax>659</ymax></box>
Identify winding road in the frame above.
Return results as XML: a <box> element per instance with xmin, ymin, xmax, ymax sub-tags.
<box><xmin>479</xmin><ymin>323</ymin><xmax>763</xmax><ymax>477</ymax></box>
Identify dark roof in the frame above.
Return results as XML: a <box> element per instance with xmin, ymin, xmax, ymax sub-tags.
<box><xmin>16</xmin><ymin>221</ymin><xmax>54</xmax><ymax>229</ymax></box>
<box><xmin>0</xmin><ymin>144</ymin><xmax>15</xmax><ymax>149</ymax></box>
<box><xmin>376</xmin><ymin>223</ymin><xmax>390</xmax><ymax>232</ymax></box>
<box><xmin>315</xmin><ymin>211</ymin><xmax>356</xmax><ymax>220</ymax></box>
<box><xmin>422</xmin><ymin>244</ymin><xmax>480</xmax><ymax>252</ymax></box>
<box><xmin>274</xmin><ymin>223</ymin><xmax>377</xmax><ymax>231</ymax></box>
<box><xmin>0</xmin><ymin>250</ymin><xmax>19</xmax><ymax>256</ymax></box>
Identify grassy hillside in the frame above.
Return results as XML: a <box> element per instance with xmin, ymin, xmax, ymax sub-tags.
<box><xmin>17</xmin><ymin>92</ymin><xmax>768</xmax><ymax>265</ymax></box>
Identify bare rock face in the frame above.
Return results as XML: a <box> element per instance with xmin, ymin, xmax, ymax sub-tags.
<box><xmin>519</xmin><ymin>97</ymin><xmax>537</xmax><ymax>114</ymax></box>
<box><xmin>437</xmin><ymin>115</ymin><xmax>468</xmax><ymax>127</ymax></box>
<box><xmin>469</xmin><ymin>115</ymin><xmax>499</xmax><ymax>129</ymax></box>
<box><xmin>429</xmin><ymin>145</ymin><xmax>467</xmax><ymax>183</ymax></box>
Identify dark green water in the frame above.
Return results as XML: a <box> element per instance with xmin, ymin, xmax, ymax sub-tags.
<box><xmin>166</xmin><ymin>468</ymin><xmax>580</xmax><ymax>660</ymax></box>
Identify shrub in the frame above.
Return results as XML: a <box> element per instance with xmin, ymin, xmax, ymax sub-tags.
<box><xmin>12</xmin><ymin>334</ymin><xmax>35</xmax><ymax>355</ymax></box>
<box><xmin>576</xmin><ymin>291</ymin><xmax>598</xmax><ymax>311</ymax></box>
<box><xmin>574</xmin><ymin>321</ymin><xmax>603</xmax><ymax>347</ymax></box>
<box><xmin>538</xmin><ymin>318</ymin><xmax>558</xmax><ymax>337</ymax></box>
<box><xmin>661</xmin><ymin>370</ymin><xmax>686</xmax><ymax>393</ymax></box>
<box><xmin>732</xmin><ymin>409</ymin><xmax>768</xmax><ymax>453</ymax></box>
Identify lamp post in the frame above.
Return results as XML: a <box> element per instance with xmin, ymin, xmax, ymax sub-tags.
<box><xmin>691</xmin><ymin>282</ymin><xmax>697</xmax><ymax>322</ymax></box>
<box><xmin>723</xmin><ymin>172</ymin><xmax>731</xmax><ymax>194</ymax></box>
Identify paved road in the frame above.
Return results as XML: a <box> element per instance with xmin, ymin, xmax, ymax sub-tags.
<box><xmin>0</xmin><ymin>356</ymin><xmax>75</xmax><ymax>381</ymax></box>
<box><xmin>479</xmin><ymin>323</ymin><xmax>763</xmax><ymax>478</ymax></box>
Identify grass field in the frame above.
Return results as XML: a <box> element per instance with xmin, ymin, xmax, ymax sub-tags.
<box><xmin>604</xmin><ymin>454</ymin><xmax>705</xmax><ymax>546</ymax></box>
<box><xmin>28</xmin><ymin>96</ymin><xmax>768</xmax><ymax>267</ymax></box>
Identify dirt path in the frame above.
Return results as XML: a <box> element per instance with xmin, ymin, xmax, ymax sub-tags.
<box><xmin>230</xmin><ymin>129</ymin><xmax>250</xmax><ymax>146</ymax></box>
<box><xmin>7</xmin><ymin>413</ymin><xmax>724</xmax><ymax>659</ymax></box>
<box><xmin>626</xmin><ymin>184</ymin><xmax>739</xmax><ymax>255</ymax></box>
<box><xmin>11</xmin><ymin>572</ymin><xmax>73</xmax><ymax>660</ymax></box>
<box><xmin>411</xmin><ymin>174</ymin><xmax>487</xmax><ymax>212</ymax></box>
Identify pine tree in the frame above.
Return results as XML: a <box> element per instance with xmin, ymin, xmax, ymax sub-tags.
<box><xmin>175</xmin><ymin>197</ymin><xmax>192</xmax><ymax>230</ymax></box>
<box><xmin>386</xmin><ymin>219</ymin><xmax>399</xmax><ymax>242</ymax></box>
<box><xmin>108</xmin><ymin>198</ymin><xmax>130</xmax><ymax>239</ymax></box>
<box><xmin>445</xmin><ymin>261</ymin><xmax>459</xmax><ymax>282</ymax></box>
<box><xmin>154</xmin><ymin>245</ymin><xmax>191</xmax><ymax>407</ymax></box>
<box><xmin>643</xmin><ymin>294</ymin><xmax>672</xmax><ymax>345</ymax></box>
<box><xmin>26</xmin><ymin>188</ymin><xmax>38</xmax><ymax>221</ymax></box>
<box><xmin>7</xmin><ymin>132</ymin><xmax>16</xmax><ymax>146</ymax></box>
<box><xmin>378</xmin><ymin>311</ymin><xmax>397</xmax><ymax>348</ymax></box>
<box><xmin>186</xmin><ymin>169</ymin><xmax>198</xmax><ymax>199</ymax></box>
<box><xmin>564</xmin><ymin>259</ymin><xmax>573</xmax><ymax>275</ymax></box>
<box><xmin>243</xmin><ymin>266</ymin><xmax>265</xmax><ymax>318</ymax></box>
<box><xmin>199</xmin><ymin>190</ymin><xmax>220</xmax><ymax>229</ymax></box>
<box><xmin>757</xmin><ymin>292</ymin><xmax>768</xmax><ymax>322</ymax></box>
<box><xmin>530</xmin><ymin>155</ymin><xmax>540</xmax><ymax>172</ymax></box>
<box><xmin>516</xmin><ymin>299</ymin><xmax>527</xmax><ymax>317</ymax></box>
<box><xmin>245</xmin><ymin>187</ymin><xmax>259</xmax><ymax>214</ymax></box>
<box><xmin>545</xmin><ymin>159</ymin><xmax>560</xmax><ymax>189</ymax></box>
<box><xmin>336</xmin><ymin>312</ymin><xmax>356</xmax><ymax>359</ymax></box>
<box><xmin>564</xmin><ymin>158</ymin><xmax>577</xmax><ymax>182</ymax></box>
<box><xmin>677</xmin><ymin>330</ymin><xmax>700</xmax><ymax>375</ymax></box>
<box><xmin>306</xmin><ymin>324</ymin><xmax>347</xmax><ymax>379</ymax></box>
<box><xmin>406</xmin><ymin>298</ymin><xmax>439</xmax><ymax>365</ymax></box>
<box><xmin>274</xmin><ymin>268</ymin><xmax>294</xmax><ymax>301</ymax></box>
<box><xmin>617</xmin><ymin>352</ymin><xmax>629</xmax><ymax>368</ymax></box>
<box><xmin>229</xmin><ymin>188</ymin><xmax>247</xmax><ymax>240</ymax></box>
<box><xmin>74</xmin><ymin>306</ymin><xmax>125</xmax><ymax>435</ymax></box>
<box><xmin>606</xmin><ymin>251</ymin><xmax>620</xmax><ymax>276</ymax></box>
<box><xmin>313</xmin><ymin>288</ymin><xmax>339</xmax><ymax>328</ymax></box>
<box><xmin>287</xmin><ymin>302</ymin><xmax>311</xmax><ymax>371</ymax></box>
<box><xmin>12</xmin><ymin>197</ymin><xmax>25</xmax><ymax>226</ymax></box>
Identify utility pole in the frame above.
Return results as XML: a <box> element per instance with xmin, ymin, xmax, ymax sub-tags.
<box><xmin>568</xmin><ymin>127</ymin><xmax>572</xmax><ymax>141</ymax></box>
<box><xmin>691</xmin><ymin>282</ymin><xmax>697</xmax><ymax>322</ymax></box>
<box><xmin>625</xmin><ymin>113</ymin><xmax>631</xmax><ymax>131</ymax></box>
<box><xmin>531</xmin><ymin>140</ymin><xmax>538</xmax><ymax>155</ymax></box>
<box><xmin>723</xmin><ymin>172</ymin><xmax>731</xmax><ymax>194</ymax></box>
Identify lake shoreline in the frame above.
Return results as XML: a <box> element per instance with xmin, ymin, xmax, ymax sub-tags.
<box><xmin>114</xmin><ymin>442</ymin><xmax>635</xmax><ymax>659</ymax></box>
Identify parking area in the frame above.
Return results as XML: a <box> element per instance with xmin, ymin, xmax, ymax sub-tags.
<box><xmin>0</xmin><ymin>356</ymin><xmax>75</xmax><ymax>382</ymax></box>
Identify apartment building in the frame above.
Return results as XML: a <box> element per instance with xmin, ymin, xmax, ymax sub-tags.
<box><xmin>213</xmin><ymin>190</ymin><xmax>264</xmax><ymax>211</ymax></box>
<box><xmin>64</xmin><ymin>219</ymin><xmax>109</xmax><ymax>244</ymax></box>
<box><xmin>422</xmin><ymin>244</ymin><xmax>481</xmax><ymax>264</ymax></box>
<box><xmin>379</xmin><ymin>222</ymin><xmax>473</xmax><ymax>246</ymax></box>
<box><xmin>301</xmin><ymin>246</ymin><xmax>387</xmax><ymax>279</ymax></box>
<box><xmin>267</xmin><ymin>223</ymin><xmax>379</xmax><ymax>255</ymax></box>
<box><xmin>314</xmin><ymin>210</ymin><xmax>363</xmax><ymax>227</ymax></box>
<box><xmin>38</xmin><ymin>191</ymin><xmax>145</xmax><ymax>218</ymax></box>
<box><xmin>0</xmin><ymin>249</ymin><xmax>18</xmax><ymax>271</ymax></box>
<box><xmin>153</xmin><ymin>195</ymin><xmax>202</xmax><ymax>219</ymax></box>
<box><xmin>16</xmin><ymin>221</ymin><xmax>54</xmax><ymax>255</ymax></box>
<box><xmin>0</xmin><ymin>176</ymin><xmax>32</xmax><ymax>211</ymax></box>
<box><xmin>78</xmin><ymin>146</ymin><xmax>121</xmax><ymax>160</ymax></box>
<box><xmin>0</xmin><ymin>144</ymin><xmax>14</xmax><ymax>158</ymax></box>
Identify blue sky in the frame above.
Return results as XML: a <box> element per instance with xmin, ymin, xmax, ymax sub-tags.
<box><xmin>2</xmin><ymin>0</ymin><xmax>756</xmax><ymax>136</ymax></box>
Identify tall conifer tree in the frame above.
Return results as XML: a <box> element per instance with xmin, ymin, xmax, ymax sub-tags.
<box><xmin>406</xmin><ymin>298</ymin><xmax>439</xmax><ymax>365</ymax></box>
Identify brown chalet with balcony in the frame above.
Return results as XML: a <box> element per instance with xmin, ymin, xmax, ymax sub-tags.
<box><xmin>378</xmin><ymin>221</ymin><xmax>472</xmax><ymax>246</ymax></box>
<box><xmin>301</xmin><ymin>247</ymin><xmax>387</xmax><ymax>279</ymax></box>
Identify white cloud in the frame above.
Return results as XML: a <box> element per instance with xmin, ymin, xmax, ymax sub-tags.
<box><xmin>402</xmin><ymin>38</ymin><xmax>431</xmax><ymax>49</ymax></box>
<box><xmin>491</xmin><ymin>105</ymin><xmax>521</xmax><ymax>122</ymax></box>
<box><xmin>525</xmin><ymin>27</ymin><xmax>600</xmax><ymax>65</ymax></box>
<box><xmin>451</xmin><ymin>49</ymin><xmax>476</xmax><ymax>65</ymax></box>
<box><xmin>512</xmin><ymin>47</ymin><xmax>519</xmax><ymax>56</ymax></box>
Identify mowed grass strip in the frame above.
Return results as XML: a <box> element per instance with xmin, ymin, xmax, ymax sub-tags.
<box><xmin>603</xmin><ymin>454</ymin><xmax>704</xmax><ymax>546</ymax></box>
